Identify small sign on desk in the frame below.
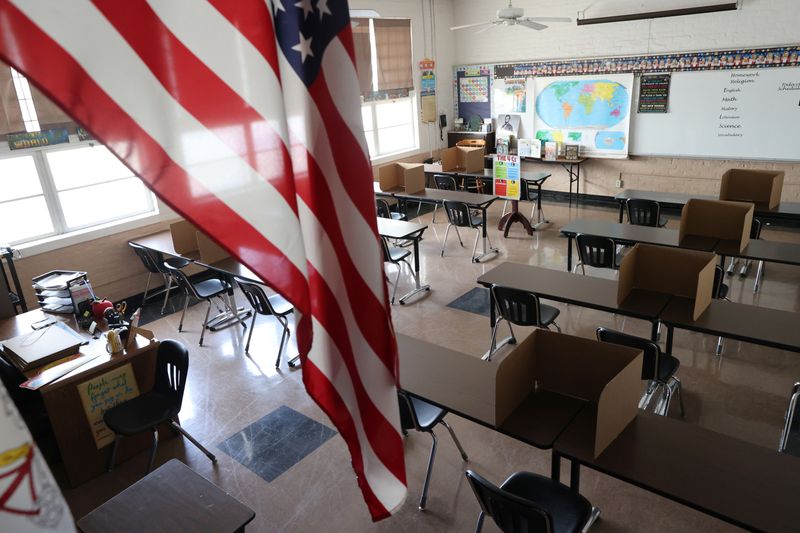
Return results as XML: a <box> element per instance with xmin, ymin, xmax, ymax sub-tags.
<box><xmin>77</xmin><ymin>363</ymin><xmax>140</xmax><ymax>448</ymax></box>
<box><xmin>493</xmin><ymin>154</ymin><xmax>521</xmax><ymax>200</ymax></box>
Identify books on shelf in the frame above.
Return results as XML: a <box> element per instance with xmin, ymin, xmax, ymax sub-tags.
<box><xmin>1</xmin><ymin>321</ymin><xmax>85</xmax><ymax>372</ymax></box>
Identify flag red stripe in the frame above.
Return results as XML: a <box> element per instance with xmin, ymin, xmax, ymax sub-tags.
<box><xmin>0</xmin><ymin>2</ymin><xmax>310</xmax><ymax>313</ymax></box>
<box><xmin>306</xmin><ymin>265</ymin><xmax>405</xmax><ymax>480</ymax></box>
<box><xmin>92</xmin><ymin>0</ymin><xmax>298</xmax><ymax>209</ymax></box>
<box><xmin>301</xmin><ymin>357</ymin><xmax>392</xmax><ymax>520</ymax></box>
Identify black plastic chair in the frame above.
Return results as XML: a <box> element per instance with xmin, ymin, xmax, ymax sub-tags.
<box><xmin>398</xmin><ymin>390</ymin><xmax>467</xmax><ymax>510</ymax></box>
<box><xmin>712</xmin><ymin>265</ymin><xmax>730</xmax><ymax>356</ymax></box>
<box><xmin>376</xmin><ymin>198</ymin><xmax>405</xmax><ymax>221</ymax></box>
<box><xmin>596</xmin><ymin>327</ymin><xmax>685</xmax><ymax>417</ymax></box>
<box><xmin>381</xmin><ymin>237</ymin><xmax>417</xmax><ymax>304</ymax></box>
<box><xmin>129</xmin><ymin>243</ymin><xmax>190</xmax><ymax>314</ymax></box>
<box><xmin>573</xmin><ymin>234</ymin><xmax>621</xmax><ymax>274</ymax></box>
<box><xmin>236</xmin><ymin>278</ymin><xmax>297</xmax><ymax>368</ymax></box>
<box><xmin>163</xmin><ymin>262</ymin><xmax>245</xmax><ymax>346</ymax></box>
<box><xmin>465</xmin><ymin>469</ymin><xmax>600</xmax><ymax>533</ymax></box>
<box><xmin>779</xmin><ymin>382</ymin><xmax>800</xmax><ymax>455</ymax></box>
<box><xmin>432</xmin><ymin>174</ymin><xmax>459</xmax><ymax>222</ymax></box>
<box><xmin>726</xmin><ymin>218</ymin><xmax>766</xmax><ymax>292</ymax></box>
<box><xmin>103</xmin><ymin>339</ymin><xmax>217</xmax><ymax>474</ymax></box>
<box><xmin>487</xmin><ymin>285</ymin><xmax>561</xmax><ymax>361</ymax></box>
<box><xmin>441</xmin><ymin>201</ymin><xmax>489</xmax><ymax>263</ymax></box>
<box><xmin>626</xmin><ymin>199</ymin><xmax>667</xmax><ymax>227</ymax></box>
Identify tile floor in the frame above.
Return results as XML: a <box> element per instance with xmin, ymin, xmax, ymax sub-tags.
<box><xmin>60</xmin><ymin>199</ymin><xmax>800</xmax><ymax>532</ymax></box>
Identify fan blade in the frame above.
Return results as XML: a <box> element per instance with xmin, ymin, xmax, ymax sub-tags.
<box><xmin>523</xmin><ymin>16</ymin><xmax>573</xmax><ymax>23</ymax></box>
<box><xmin>450</xmin><ymin>21</ymin><xmax>496</xmax><ymax>31</ymax></box>
<box><xmin>476</xmin><ymin>22</ymin><xmax>501</xmax><ymax>34</ymax></box>
<box><xmin>518</xmin><ymin>19</ymin><xmax>548</xmax><ymax>30</ymax></box>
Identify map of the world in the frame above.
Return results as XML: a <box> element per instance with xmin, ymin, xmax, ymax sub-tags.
<box><xmin>536</xmin><ymin>80</ymin><xmax>629</xmax><ymax>129</ymax></box>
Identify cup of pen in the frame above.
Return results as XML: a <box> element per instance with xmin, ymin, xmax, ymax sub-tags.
<box><xmin>106</xmin><ymin>329</ymin><xmax>124</xmax><ymax>354</ymax></box>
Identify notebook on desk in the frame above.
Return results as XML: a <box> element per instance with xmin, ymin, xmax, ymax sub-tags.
<box><xmin>1</xmin><ymin>321</ymin><xmax>85</xmax><ymax>373</ymax></box>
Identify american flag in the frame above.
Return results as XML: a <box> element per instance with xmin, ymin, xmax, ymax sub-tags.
<box><xmin>0</xmin><ymin>0</ymin><xmax>406</xmax><ymax>520</ymax></box>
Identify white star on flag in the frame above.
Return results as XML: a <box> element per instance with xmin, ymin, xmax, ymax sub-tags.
<box><xmin>294</xmin><ymin>0</ymin><xmax>313</xmax><ymax>19</ymax></box>
<box><xmin>291</xmin><ymin>32</ymin><xmax>314</xmax><ymax>63</ymax></box>
<box><xmin>273</xmin><ymin>0</ymin><xmax>286</xmax><ymax>15</ymax></box>
<box><xmin>317</xmin><ymin>0</ymin><xmax>332</xmax><ymax>20</ymax></box>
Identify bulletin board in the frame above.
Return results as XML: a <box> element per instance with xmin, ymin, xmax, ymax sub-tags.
<box><xmin>455</xmin><ymin>65</ymin><xmax>492</xmax><ymax>122</ymax></box>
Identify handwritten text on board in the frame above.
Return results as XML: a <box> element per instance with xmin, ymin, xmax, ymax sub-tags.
<box><xmin>77</xmin><ymin>363</ymin><xmax>140</xmax><ymax>449</ymax></box>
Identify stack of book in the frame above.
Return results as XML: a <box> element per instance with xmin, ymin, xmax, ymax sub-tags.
<box><xmin>1</xmin><ymin>321</ymin><xmax>85</xmax><ymax>373</ymax></box>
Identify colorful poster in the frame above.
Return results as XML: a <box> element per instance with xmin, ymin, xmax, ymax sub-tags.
<box><xmin>493</xmin><ymin>154</ymin><xmax>520</xmax><ymax>200</ymax></box>
<box><xmin>7</xmin><ymin>128</ymin><xmax>70</xmax><ymax>150</ymax></box>
<box><xmin>494</xmin><ymin>78</ymin><xmax>527</xmax><ymax>113</ymax></box>
<box><xmin>459</xmin><ymin>76</ymin><xmax>489</xmax><ymax>103</ymax></box>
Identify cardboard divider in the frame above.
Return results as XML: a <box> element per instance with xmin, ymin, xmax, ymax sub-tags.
<box><xmin>196</xmin><ymin>232</ymin><xmax>230</xmax><ymax>264</ymax></box>
<box><xmin>618</xmin><ymin>243</ymin><xmax>716</xmax><ymax>320</ymax></box>
<box><xmin>679</xmin><ymin>199</ymin><xmax>754</xmax><ymax>252</ymax></box>
<box><xmin>170</xmin><ymin>220</ymin><xmax>199</xmax><ymax>254</ymax></box>
<box><xmin>719</xmin><ymin>169</ymin><xmax>784</xmax><ymax>209</ymax></box>
<box><xmin>378</xmin><ymin>163</ymin><xmax>425</xmax><ymax>193</ymax></box>
<box><xmin>439</xmin><ymin>146</ymin><xmax>484</xmax><ymax>172</ymax></box>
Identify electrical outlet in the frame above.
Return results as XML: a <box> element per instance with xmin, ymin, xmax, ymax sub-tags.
<box><xmin>616</xmin><ymin>179</ymin><xmax>624</xmax><ymax>188</ymax></box>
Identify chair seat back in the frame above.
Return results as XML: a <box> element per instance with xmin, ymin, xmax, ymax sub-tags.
<box><xmin>596</xmin><ymin>327</ymin><xmax>660</xmax><ymax>381</ymax></box>
<box><xmin>751</xmin><ymin>218</ymin><xmax>763</xmax><ymax>239</ymax></box>
<box><xmin>627</xmin><ymin>199</ymin><xmax>662</xmax><ymax>227</ymax></box>
<box><xmin>154</xmin><ymin>339</ymin><xmax>190</xmax><ymax>415</ymax></box>
<box><xmin>492</xmin><ymin>285</ymin><xmax>546</xmax><ymax>328</ymax></box>
<box><xmin>466</xmin><ymin>470</ymin><xmax>552</xmax><ymax>533</ymax></box>
<box><xmin>576</xmin><ymin>234</ymin><xmax>617</xmax><ymax>269</ymax></box>
<box><xmin>376</xmin><ymin>199</ymin><xmax>392</xmax><ymax>219</ymax></box>
<box><xmin>434</xmin><ymin>174</ymin><xmax>458</xmax><ymax>191</ymax></box>
<box><xmin>443</xmin><ymin>201</ymin><xmax>475</xmax><ymax>228</ymax></box>
<box><xmin>237</xmin><ymin>279</ymin><xmax>277</xmax><ymax>316</ymax></box>
<box><xmin>130</xmin><ymin>243</ymin><xmax>164</xmax><ymax>274</ymax></box>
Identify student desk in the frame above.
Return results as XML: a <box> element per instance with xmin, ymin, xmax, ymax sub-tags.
<box><xmin>521</xmin><ymin>157</ymin><xmax>586</xmax><ymax>206</ymax></box>
<box><xmin>714</xmin><ymin>238</ymin><xmax>800</xmax><ymax>292</ymax></box>
<box><xmin>476</xmin><ymin>262</ymin><xmax>669</xmax><ymax>342</ymax></box>
<box><xmin>553</xmin><ymin>408</ymin><xmax>800</xmax><ymax>533</ymax></box>
<box><xmin>375</xmin><ymin>187</ymin><xmax>499</xmax><ymax>262</ymax></box>
<box><xmin>0</xmin><ymin>310</ymin><xmax>161</xmax><ymax>486</ymax></box>
<box><xmin>559</xmin><ymin>219</ymin><xmax>719</xmax><ymax>271</ymax></box>
<box><xmin>615</xmin><ymin>189</ymin><xmax>800</xmax><ymax>224</ymax></box>
<box><xmin>77</xmin><ymin>459</ymin><xmax>255</xmax><ymax>533</ymax></box>
<box><xmin>377</xmin><ymin>218</ymin><xmax>430</xmax><ymax>304</ymax></box>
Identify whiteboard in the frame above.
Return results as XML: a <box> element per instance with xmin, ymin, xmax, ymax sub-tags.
<box><xmin>631</xmin><ymin>67</ymin><xmax>800</xmax><ymax>161</ymax></box>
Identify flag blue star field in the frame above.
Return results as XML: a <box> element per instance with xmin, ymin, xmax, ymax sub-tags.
<box><xmin>0</xmin><ymin>0</ymin><xmax>406</xmax><ymax>520</ymax></box>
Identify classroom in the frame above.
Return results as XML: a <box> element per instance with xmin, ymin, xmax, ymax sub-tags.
<box><xmin>1</xmin><ymin>1</ymin><xmax>799</xmax><ymax>532</ymax></box>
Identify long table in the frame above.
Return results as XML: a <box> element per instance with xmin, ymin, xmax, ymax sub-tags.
<box><xmin>375</xmin><ymin>186</ymin><xmax>500</xmax><ymax>262</ymax></box>
<box><xmin>615</xmin><ymin>189</ymin><xmax>800</xmax><ymax>224</ymax></box>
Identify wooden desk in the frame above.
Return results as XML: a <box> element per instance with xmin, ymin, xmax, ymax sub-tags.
<box><xmin>615</xmin><ymin>189</ymin><xmax>800</xmax><ymax>225</ymax></box>
<box><xmin>0</xmin><ymin>310</ymin><xmax>160</xmax><ymax>486</ymax></box>
<box><xmin>553</xmin><ymin>409</ymin><xmax>800</xmax><ymax>533</ymax></box>
<box><xmin>77</xmin><ymin>459</ymin><xmax>255</xmax><ymax>533</ymax></box>
<box><xmin>477</xmin><ymin>262</ymin><xmax>670</xmax><ymax>341</ymax></box>
<box><xmin>377</xmin><ymin>218</ymin><xmax>430</xmax><ymax>304</ymax></box>
<box><xmin>659</xmin><ymin>297</ymin><xmax>800</xmax><ymax>355</ymax></box>
<box><xmin>559</xmin><ymin>219</ymin><xmax>719</xmax><ymax>271</ymax></box>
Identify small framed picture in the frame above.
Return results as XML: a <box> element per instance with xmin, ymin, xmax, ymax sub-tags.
<box><xmin>565</xmin><ymin>144</ymin><xmax>580</xmax><ymax>160</ymax></box>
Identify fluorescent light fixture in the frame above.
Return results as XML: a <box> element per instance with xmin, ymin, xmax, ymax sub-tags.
<box><xmin>576</xmin><ymin>2</ymin><xmax>738</xmax><ymax>25</ymax></box>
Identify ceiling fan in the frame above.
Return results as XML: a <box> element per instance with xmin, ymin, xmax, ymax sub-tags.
<box><xmin>450</xmin><ymin>1</ymin><xmax>572</xmax><ymax>32</ymax></box>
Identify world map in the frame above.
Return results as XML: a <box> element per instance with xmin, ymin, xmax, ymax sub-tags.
<box><xmin>536</xmin><ymin>80</ymin><xmax>630</xmax><ymax>129</ymax></box>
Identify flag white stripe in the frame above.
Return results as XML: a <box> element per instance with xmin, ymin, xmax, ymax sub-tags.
<box><xmin>146</xmin><ymin>0</ymin><xmax>291</xmax><ymax>150</ymax></box>
<box><xmin>307</xmin><ymin>318</ymin><xmax>406</xmax><ymax>513</ymax></box>
<box><xmin>298</xmin><ymin>200</ymin><xmax>401</xmax><ymax>427</ymax></box>
<box><xmin>12</xmin><ymin>0</ymin><xmax>307</xmax><ymax>274</ymax></box>
<box><xmin>276</xmin><ymin>49</ymin><xmax>385</xmax><ymax>303</ymax></box>
<box><xmin>320</xmin><ymin>39</ymin><xmax>370</xmax><ymax>158</ymax></box>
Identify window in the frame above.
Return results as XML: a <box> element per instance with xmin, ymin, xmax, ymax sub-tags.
<box><xmin>352</xmin><ymin>17</ymin><xmax>418</xmax><ymax>159</ymax></box>
<box><xmin>10</xmin><ymin>67</ymin><xmax>40</xmax><ymax>133</ymax></box>
<box><xmin>0</xmin><ymin>144</ymin><xmax>157</xmax><ymax>246</ymax></box>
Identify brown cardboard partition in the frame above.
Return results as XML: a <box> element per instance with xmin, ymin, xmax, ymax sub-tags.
<box><xmin>440</xmin><ymin>146</ymin><xmax>484</xmax><ymax>172</ymax></box>
<box><xmin>378</xmin><ymin>163</ymin><xmax>425</xmax><ymax>193</ymax></box>
<box><xmin>719</xmin><ymin>169</ymin><xmax>784</xmax><ymax>209</ymax></box>
<box><xmin>502</xmin><ymin>330</ymin><xmax>642</xmax><ymax>457</ymax></box>
<box><xmin>679</xmin><ymin>199</ymin><xmax>754</xmax><ymax>252</ymax></box>
<box><xmin>170</xmin><ymin>220</ymin><xmax>199</xmax><ymax>254</ymax></box>
<box><xmin>618</xmin><ymin>243</ymin><xmax>716</xmax><ymax>320</ymax></box>
<box><xmin>196</xmin><ymin>231</ymin><xmax>230</xmax><ymax>264</ymax></box>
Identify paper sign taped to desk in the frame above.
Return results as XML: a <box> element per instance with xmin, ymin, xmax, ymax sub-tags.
<box><xmin>77</xmin><ymin>363</ymin><xmax>140</xmax><ymax>449</ymax></box>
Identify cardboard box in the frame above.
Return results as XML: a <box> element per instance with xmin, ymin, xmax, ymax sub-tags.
<box><xmin>440</xmin><ymin>146</ymin><xmax>484</xmax><ymax>172</ymax></box>
<box><xmin>618</xmin><ymin>243</ymin><xmax>716</xmax><ymax>320</ymax></box>
<box><xmin>378</xmin><ymin>163</ymin><xmax>425</xmax><ymax>193</ymax></box>
<box><xmin>719</xmin><ymin>169</ymin><xmax>784</xmax><ymax>209</ymax></box>
<box><xmin>170</xmin><ymin>220</ymin><xmax>199</xmax><ymax>254</ymax></box>
<box><xmin>398</xmin><ymin>330</ymin><xmax>642</xmax><ymax>457</ymax></box>
<box><xmin>196</xmin><ymin>231</ymin><xmax>230</xmax><ymax>264</ymax></box>
<box><xmin>679</xmin><ymin>199</ymin><xmax>754</xmax><ymax>253</ymax></box>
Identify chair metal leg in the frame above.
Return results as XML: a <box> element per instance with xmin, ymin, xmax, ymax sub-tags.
<box><xmin>487</xmin><ymin>320</ymin><xmax>500</xmax><ymax>361</ymax></box>
<box><xmin>501</xmin><ymin>199</ymin><xmax>508</xmax><ymax>217</ymax></box>
<box><xmin>244</xmin><ymin>311</ymin><xmax>257</xmax><ymax>353</ymax></box>
<box><xmin>431</xmin><ymin>204</ymin><xmax>438</xmax><ymax>223</ymax></box>
<box><xmin>671</xmin><ymin>376</ymin><xmax>686</xmax><ymax>417</ymax></box>
<box><xmin>142</xmin><ymin>272</ymin><xmax>152</xmax><ymax>303</ymax></box>
<box><xmin>439</xmin><ymin>419</ymin><xmax>468</xmax><ymax>461</ymax></box>
<box><xmin>754</xmin><ymin>260</ymin><xmax>765</xmax><ymax>293</ymax></box>
<box><xmin>107</xmin><ymin>434</ymin><xmax>120</xmax><ymax>472</ymax></box>
<box><xmin>551</xmin><ymin>321</ymin><xmax>562</xmax><ymax>333</ymax></box>
<box><xmin>275</xmin><ymin>316</ymin><xmax>289</xmax><ymax>368</ymax></box>
<box><xmin>441</xmin><ymin>224</ymin><xmax>452</xmax><ymax>257</ymax></box>
<box><xmin>419</xmin><ymin>431</ymin><xmax>438</xmax><ymax>510</ymax></box>
<box><xmin>160</xmin><ymin>274</ymin><xmax>172</xmax><ymax>314</ymax></box>
<box><xmin>453</xmin><ymin>225</ymin><xmax>464</xmax><ymax>247</ymax></box>
<box><xmin>178</xmin><ymin>293</ymin><xmax>190</xmax><ymax>332</ymax></box>
<box><xmin>475</xmin><ymin>511</ymin><xmax>485</xmax><ymax>533</ymax></box>
<box><xmin>739</xmin><ymin>259</ymin><xmax>751</xmax><ymax>277</ymax></box>
<box><xmin>581</xmin><ymin>506</ymin><xmax>601</xmax><ymax>532</ymax></box>
<box><xmin>199</xmin><ymin>300</ymin><xmax>212</xmax><ymax>346</ymax></box>
<box><xmin>716</xmin><ymin>336</ymin><xmax>724</xmax><ymax>356</ymax></box>
<box><xmin>656</xmin><ymin>384</ymin><xmax>673</xmax><ymax>416</ymax></box>
<box><xmin>471</xmin><ymin>229</ymin><xmax>481</xmax><ymax>262</ymax></box>
<box><xmin>391</xmin><ymin>264</ymin><xmax>402</xmax><ymax>304</ymax></box>
<box><xmin>726</xmin><ymin>257</ymin><xmax>737</xmax><ymax>275</ymax></box>
<box><xmin>146</xmin><ymin>427</ymin><xmax>159</xmax><ymax>474</ymax></box>
<box><xmin>169</xmin><ymin>419</ymin><xmax>217</xmax><ymax>463</ymax></box>
<box><xmin>656</xmin><ymin>322</ymin><xmax>662</xmax><ymax>341</ymax></box>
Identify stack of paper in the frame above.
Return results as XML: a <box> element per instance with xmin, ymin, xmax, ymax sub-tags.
<box><xmin>1</xmin><ymin>322</ymin><xmax>85</xmax><ymax>372</ymax></box>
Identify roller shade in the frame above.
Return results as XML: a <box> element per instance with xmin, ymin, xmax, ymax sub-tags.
<box><xmin>351</xmin><ymin>18</ymin><xmax>374</xmax><ymax>96</ymax></box>
<box><xmin>373</xmin><ymin>18</ymin><xmax>413</xmax><ymax>92</ymax></box>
